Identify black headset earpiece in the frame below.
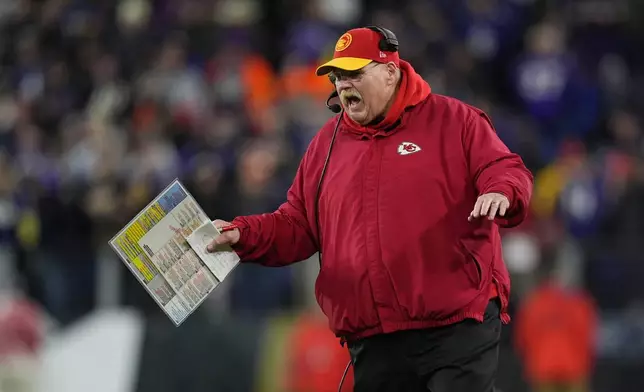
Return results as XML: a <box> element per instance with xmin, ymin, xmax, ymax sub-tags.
<box><xmin>365</xmin><ymin>25</ymin><xmax>399</xmax><ymax>53</ymax></box>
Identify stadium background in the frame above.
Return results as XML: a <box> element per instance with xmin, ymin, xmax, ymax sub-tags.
<box><xmin>1</xmin><ymin>0</ymin><xmax>644</xmax><ymax>391</ymax></box>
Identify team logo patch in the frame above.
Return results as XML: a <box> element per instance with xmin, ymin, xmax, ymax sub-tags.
<box><xmin>397</xmin><ymin>142</ymin><xmax>421</xmax><ymax>155</ymax></box>
<box><xmin>335</xmin><ymin>33</ymin><xmax>352</xmax><ymax>52</ymax></box>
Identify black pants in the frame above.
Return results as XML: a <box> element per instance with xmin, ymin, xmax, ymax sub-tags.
<box><xmin>348</xmin><ymin>299</ymin><xmax>501</xmax><ymax>392</ymax></box>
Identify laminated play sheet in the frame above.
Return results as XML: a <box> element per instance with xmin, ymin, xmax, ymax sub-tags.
<box><xmin>109</xmin><ymin>179</ymin><xmax>240</xmax><ymax>325</ymax></box>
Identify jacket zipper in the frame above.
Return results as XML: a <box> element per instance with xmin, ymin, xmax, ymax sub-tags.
<box><xmin>492</xmin><ymin>276</ymin><xmax>511</xmax><ymax>324</ymax></box>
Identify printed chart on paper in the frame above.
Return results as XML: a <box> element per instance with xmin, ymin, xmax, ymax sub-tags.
<box><xmin>109</xmin><ymin>180</ymin><xmax>240</xmax><ymax>325</ymax></box>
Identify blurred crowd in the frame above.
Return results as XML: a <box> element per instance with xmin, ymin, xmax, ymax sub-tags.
<box><xmin>2</xmin><ymin>0</ymin><xmax>644</xmax><ymax>391</ymax></box>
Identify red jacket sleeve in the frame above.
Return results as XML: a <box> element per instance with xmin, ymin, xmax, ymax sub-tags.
<box><xmin>463</xmin><ymin>109</ymin><xmax>534</xmax><ymax>228</ymax></box>
<box><xmin>229</xmin><ymin>151</ymin><xmax>319</xmax><ymax>267</ymax></box>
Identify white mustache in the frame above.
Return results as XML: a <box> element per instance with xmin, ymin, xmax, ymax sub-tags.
<box><xmin>340</xmin><ymin>89</ymin><xmax>362</xmax><ymax>104</ymax></box>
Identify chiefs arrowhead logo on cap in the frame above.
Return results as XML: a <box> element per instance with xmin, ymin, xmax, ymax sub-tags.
<box><xmin>335</xmin><ymin>33</ymin><xmax>352</xmax><ymax>52</ymax></box>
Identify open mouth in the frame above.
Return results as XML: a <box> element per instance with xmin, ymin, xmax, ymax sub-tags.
<box><xmin>346</xmin><ymin>96</ymin><xmax>361</xmax><ymax>109</ymax></box>
<box><xmin>341</xmin><ymin>90</ymin><xmax>362</xmax><ymax>110</ymax></box>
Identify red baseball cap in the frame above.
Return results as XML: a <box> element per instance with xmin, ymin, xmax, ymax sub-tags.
<box><xmin>315</xmin><ymin>27</ymin><xmax>400</xmax><ymax>76</ymax></box>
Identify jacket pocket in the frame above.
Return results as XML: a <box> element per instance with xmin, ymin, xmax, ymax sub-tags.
<box><xmin>460</xmin><ymin>243</ymin><xmax>484</xmax><ymax>291</ymax></box>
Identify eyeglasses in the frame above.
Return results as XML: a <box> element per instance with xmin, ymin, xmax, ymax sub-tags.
<box><xmin>328</xmin><ymin>63</ymin><xmax>379</xmax><ymax>84</ymax></box>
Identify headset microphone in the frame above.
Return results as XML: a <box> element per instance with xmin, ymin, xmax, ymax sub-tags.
<box><xmin>326</xmin><ymin>90</ymin><xmax>342</xmax><ymax>114</ymax></box>
<box><xmin>316</xmin><ymin>91</ymin><xmax>343</xmax><ymax>270</ymax></box>
<box><xmin>320</xmin><ymin>88</ymin><xmax>352</xmax><ymax>392</ymax></box>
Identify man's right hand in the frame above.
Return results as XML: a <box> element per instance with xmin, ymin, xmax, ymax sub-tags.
<box><xmin>206</xmin><ymin>219</ymin><xmax>240</xmax><ymax>252</ymax></box>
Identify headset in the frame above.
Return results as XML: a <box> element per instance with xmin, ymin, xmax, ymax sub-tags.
<box><xmin>365</xmin><ymin>25</ymin><xmax>399</xmax><ymax>53</ymax></box>
<box><xmin>318</xmin><ymin>26</ymin><xmax>399</xmax><ymax>392</ymax></box>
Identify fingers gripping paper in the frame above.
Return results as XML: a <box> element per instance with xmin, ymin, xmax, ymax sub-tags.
<box><xmin>186</xmin><ymin>222</ymin><xmax>239</xmax><ymax>282</ymax></box>
<box><xmin>108</xmin><ymin>180</ymin><xmax>240</xmax><ymax>326</ymax></box>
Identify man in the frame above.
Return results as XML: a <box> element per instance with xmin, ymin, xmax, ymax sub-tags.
<box><xmin>514</xmin><ymin>268</ymin><xmax>597</xmax><ymax>392</ymax></box>
<box><xmin>208</xmin><ymin>26</ymin><xmax>533</xmax><ymax>392</ymax></box>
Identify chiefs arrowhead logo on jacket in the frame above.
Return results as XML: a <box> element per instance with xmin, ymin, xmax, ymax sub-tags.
<box><xmin>397</xmin><ymin>142</ymin><xmax>421</xmax><ymax>155</ymax></box>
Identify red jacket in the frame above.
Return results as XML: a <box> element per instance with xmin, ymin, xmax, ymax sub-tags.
<box><xmin>232</xmin><ymin>61</ymin><xmax>533</xmax><ymax>341</ymax></box>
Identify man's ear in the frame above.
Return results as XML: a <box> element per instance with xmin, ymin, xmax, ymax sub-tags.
<box><xmin>386</xmin><ymin>62</ymin><xmax>399</xmax><ymax>85</ymax></box>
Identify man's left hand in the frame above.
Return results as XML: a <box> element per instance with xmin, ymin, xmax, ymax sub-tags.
<box><xmin>468</xmin><ymin>193</ymin><xmax>509</xmax><ymax>221</ymax></box>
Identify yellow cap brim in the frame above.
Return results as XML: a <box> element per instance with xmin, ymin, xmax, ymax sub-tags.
<box><xmin>315</xmin><ymin>57</ymin><xmax>373</xmax><ymax>76</ymax></box>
